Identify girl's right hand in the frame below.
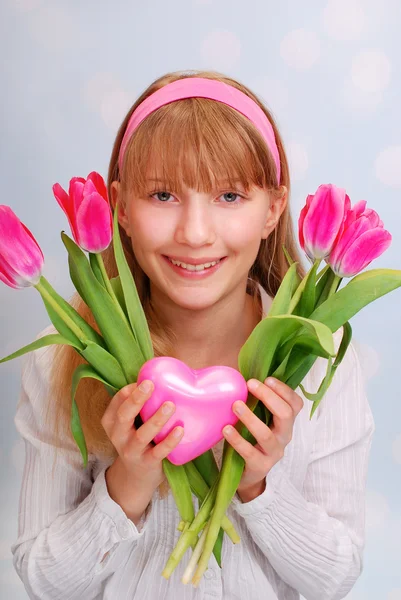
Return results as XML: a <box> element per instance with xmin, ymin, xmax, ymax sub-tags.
<box><xmin>101</xmin><ymin>380</ymin><xmax>184</xmax><ymax>499</ymax></box>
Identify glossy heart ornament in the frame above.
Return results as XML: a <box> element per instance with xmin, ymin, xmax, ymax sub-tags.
<box><xmin>137</xmin><ymin>357</ymin><xmax>248</xmax><ymax>465</ymax></box>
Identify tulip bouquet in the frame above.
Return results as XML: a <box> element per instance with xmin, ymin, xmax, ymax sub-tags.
<box><xmin>1</xmin><ymin>176</ymin><xmax>400</xmax><ymax>589</ymax></box>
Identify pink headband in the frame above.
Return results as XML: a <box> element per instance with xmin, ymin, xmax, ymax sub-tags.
<box><xmin>118</xmin><ymin>77</ymin><xmax>281</xmax><ymax>183</ymax></box>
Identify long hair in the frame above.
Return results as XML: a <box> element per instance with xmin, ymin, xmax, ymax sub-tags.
<box><xmin>46</xmin><ymin>70</ymin><xmax>306</xmax><ymax>499</ymax></box>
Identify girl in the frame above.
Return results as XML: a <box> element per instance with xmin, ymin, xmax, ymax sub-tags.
<box><xmin>11</xmin><ymin>70</ymin><xmax>374</xmax><ymax>600</ymax></box>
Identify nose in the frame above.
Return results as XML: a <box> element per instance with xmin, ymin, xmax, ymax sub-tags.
<box><xmin>174</xmin><ymin>197</ymin><xmax>216</xmax><ymax>248</ymax></box>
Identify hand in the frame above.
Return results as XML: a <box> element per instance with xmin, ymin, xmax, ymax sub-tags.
<box><xmin>101</xmin><ymin>381</ymin><xmax>184</xmax><ymax>508</ymax></box>
<box><xmin>222</xmin><ymin>377</ymin><xmax>304</xmax><ymax>502</ymax></box>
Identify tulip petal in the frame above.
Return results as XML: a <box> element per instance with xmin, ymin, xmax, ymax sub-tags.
<box><xmin>88</xmin><ymin>171</ymin><xmax>108</xmax><ymax>201</ymax></box>
<box><xmin>0</xmin><ymin>206</ymin><xmax>43</xmax><ymax>287</ymax></box>
<box><xmin>52</xmin><ymin>183</ymin><xmax>71</xmax><ymax>213</ymax></box>
<box><xmin>0</xmin><ymin>255</ymin><xmax>22</xmax><ymax>288</ymax></box>
<box><xmin>302</xmin><ymin>184</ymin><xmax>348</xmax><ymax>259</ymax></box>
<box><xmin>335</xmin><ymin>229</ymin><xmax>392</xmax><ymax>277</ymax></box>
<box><xmin>329</xmin><ymin>215</ymin><xmax>373</xmax><ymax>267</ymax></box>
<box><xmin>75</xmin><ymin>192</ymin><xmax>113</xmax><ymax>252</ymax></box>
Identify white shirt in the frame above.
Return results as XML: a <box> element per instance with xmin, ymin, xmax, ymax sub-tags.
<box><xmin>11</xmin><ymin>285</ymin><xmax>375</xmax><ymax>600</ymax></box>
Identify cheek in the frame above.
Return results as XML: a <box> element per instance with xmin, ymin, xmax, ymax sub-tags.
<box><xmin>129</xmin><ymin>206</ymin><xmax>173</xmax><ymax>251</ymax></box>
<box><xmin>221</xmin><ymin>211</ymin><xmax>266</xmax><ymax>251</ymax></box>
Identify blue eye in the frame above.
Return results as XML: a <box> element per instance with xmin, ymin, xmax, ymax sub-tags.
<box><xmin>152</xmin><ymin>191</ymin><xmax>173</xmax><ymax>202</ymax></box>
<box><xmin>220</xmin><ymin>192</ymin><xmax>243</xmax><ymax>204</ymax></box>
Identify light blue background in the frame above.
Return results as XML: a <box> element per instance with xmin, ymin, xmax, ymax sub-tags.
<box><xmin>1</xmin><ymin>1</ymin><xmax>400</xmax><ymax>598</ymax></box>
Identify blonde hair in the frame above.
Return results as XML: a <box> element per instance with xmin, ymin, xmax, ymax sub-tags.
<box><xmin>46</xmin><ymin>70</ymin><xmax>305</xmax><ymax>499</ymax></box>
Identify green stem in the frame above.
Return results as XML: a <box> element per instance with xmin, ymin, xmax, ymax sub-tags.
<box><xmin>34</xmin><ymin>280</ymin><xmax>86</xmax><ymax>343</ymax></box>
<box><xmin>328</xmin><ymin>274</ymin><xmax>342</xmax><ymax>297</ymax></box>
<box><xmin>184</xmin><ymin>460</ymin><xmax>240</xmax><ymax>543</ymax></box>
<box><xmin>94</xmin><ymin>253</ymin><xmax>132</xmax><ymax>329</ymax></box>
<box><xmin>162</xmin><ymin>476</ymin><xmax>220</xmax><ymax>579</ymax></box>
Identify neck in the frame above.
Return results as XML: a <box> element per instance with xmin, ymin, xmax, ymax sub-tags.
<box><xmin>150</xmin><ymin>282</ymin><xmax>263</xmax><ymax>370</ymax></box>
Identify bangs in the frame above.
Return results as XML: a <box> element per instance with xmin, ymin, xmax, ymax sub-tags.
<box><xmin>121</xmin><ymin>98</ymin><xmax>278</xmax><ymax>196</ymax></box>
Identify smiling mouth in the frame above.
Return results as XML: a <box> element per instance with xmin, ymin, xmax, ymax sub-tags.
<box><xmin>166</xmin><ymin>257</ymin><xmax>223</xmax><ymax>271</ymax></box>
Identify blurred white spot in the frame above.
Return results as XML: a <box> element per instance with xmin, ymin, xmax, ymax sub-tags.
<box><xmin>249</xmin><ymin>76</ymin><xmax>290</xmax><ymax>114</ymax></box>
<box><xmin>392</xmin><ymin>433</ymin><xmax>401</xmax><ymax>466</ymax></box>
<box><xmin>323</xmin><ymin>0</ymin><xmax>366</xmax><ymax>41</ymax></box>
<box><xmin>0</xmin><ymin>539</ymin><xmax>12</xmax><ymax>560</ymax></box>
<box><xmin>83</xmin><ymin>73</ymin><xmax>132</xmax><ymax>132</ymax></box>
<box><xmin>286</xmin><ymin>142</ymin><xmax>309</xmax><ymax>181</ymax></box>
<box><xmin>366</xmin><ymin>490</ymin><xmax>390</xmax><ymax>530</ymax></box>
<box><xmin>12</xmin><ymin>0</ymin><xmax>44</xmax><ymax>11</ymax></box>
<box><xmin>352</xmin><ymin>340</ymin><xmax>380</xmax><ymax>381</ymax></box>
<box><xmin>280</xmin><ymin>29</ymin><xmax>320</xmax><ymax>70</ymax></box>
<box><xmin>388</xmin><ymin>589</ymin><xmax>401</xmax><ymax>600</ymax></box>
<box><xmin>11</xmin><ymin>439</ymin><xmax>25</xmax><ymax>475</ymax></box>
<box><xmin>351</xmin><ymin>50</ymin><xmax>392</xmax><ymax>93</ymax></box>
<box><xmin>29</xmin><ymin>5</ymin><xmax>74</xmax><ymax>51</ymax></box>
<box><xmin>374</xmin><ymin>146</ymin><xmax>401</xmax><ymax>189</ymax></box>
<box><xmin>341</xmin><ymin>75</ymin><xmax>383</xmax><ymax>117</ymax></box>
<box><xmin>200</xmin><ymin>30</ymin><xmax>242</xmax><ymax>71</ymax></box>
<box><xmin>100</xmin><ymin>89</ymin><xmax>131</xmax><ymax>133</ymax></box>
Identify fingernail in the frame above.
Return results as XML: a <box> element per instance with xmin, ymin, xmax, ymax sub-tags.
<box><xmin>247</xmin><ymin>379</ymin><xmax>260</xmax><ymax>391</ymax></box>
<box><xmin>265</xmin><ymin>377</ymin><xmax>276</xmax><ymax>387</ymax></box>
<box><xmin>138</xmin><ymin>380</ymin><xmax>153</xmax><ymax>393</ymax></box>
<box><xmin>173</xmin><ymin>427</ymin><xmax>183</xmax><ymax>438</ymax></box>
<box><xmin>223</xmin><ymin>425</ymin><xmax>233</xmax><ymax>435</ymax></box>
<box><xmin>162</xmin><ymin>402</ymin><xmax>174</xmax><ymax>415</ymax></box>
<box><xmin>233</xmin><ymin>401</ymin><xmax>245</xmax><ymax>415</ymax></box>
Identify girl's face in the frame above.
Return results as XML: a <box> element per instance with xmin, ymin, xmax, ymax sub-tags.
<box><xmin>112</xmin><ymin>177</ymin><xmax>287</xmax><ymax>311</ymax></box>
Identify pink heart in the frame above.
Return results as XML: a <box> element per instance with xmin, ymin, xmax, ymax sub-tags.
<box><xmin>137</xmin><ymin>357</ymin><xmax>248</xmax><ymax>465</ymax></box>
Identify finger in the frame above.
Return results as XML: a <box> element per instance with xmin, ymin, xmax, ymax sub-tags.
<box><xmin>101</xmin><ymin>382</ymin><xmax>138</xmax><ymax>431</ymax></box>
<box><xmin>264</xmin><ymin>378</ymin><xmax>304</xmax><ymax>415</ymax></box>
<box><xmin>109</xmin><ymin>381</ymin><xmax>155</xmax><ymax>442</ymax></box>
<box><xmin>231</xmin><ymin>400</ymin><xmax>276</xmax><ymax>455</ymax></box>
<box><xmin>133</xmin><ymin>401</ymin><xmax>177</xmax><ymax>451</ymax></box>
<box><xmin>247</xmin><ymin>379</ymin><xmax>295</xmax><ymax>445</ymax></box>
<box><xmin>222</xmin><ymin>424</ymin><xmax>261</xmax><ymax>465</ymax></box>
<box><xmin>150</xmin><ymin>426</ymin><xmax>185</xmax><ymax>462</ymax></box>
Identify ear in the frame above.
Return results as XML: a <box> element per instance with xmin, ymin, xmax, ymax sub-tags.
<box><xmin>261</xmin><ymin>186</ymin><xmax>288</xmax><ymax>239</ymax></box>
<box><xmin>110</xmin><ymin>181</ymin><xmax>132</xmax><ymax>237</ymax></box>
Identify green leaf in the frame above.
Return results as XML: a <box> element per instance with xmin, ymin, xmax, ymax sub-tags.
<box><xmin>299</xmin><ymin>321</ymin><xmax>353</xmax><ymax>419</ymax></box>
<box><xmin>282</xmin><ymin>245</ymin><xmax>295</xmax><ymax>267</ymax></box>
<box><xmin>0</xmin><ymin>334</ymin><xmax>81</xmax><ymax>364</ymax></box>
<box><xmin>288</xmin><ymin>259</ymin><xmax>319</xmax><ymax>315</ymax></box>
<box><xmin>61</xmin><ymin>232</ymin><xmax>144</xmax><ymax>382</ymax></box>
<box><xmin>292</xmin><ymin>259</ymin><xmax>320</xmax><ymax>317</ymax></box>
<box><xmin>192</xmin><ymin>450</ymin><xmax>220</xmax><ymax>487</ymax></box>
<box><xmin>71</xmin><ymin>364</ymin><xmax>118</xmax><ymax>467</ymax></box>
<box><xmin>39</xmin><ymin>276</ymin><xmax>106</xmax><ymax>349</ymax></box>
<box><xmin>110</xmin><ymin>276</ymin><xmax>129</xmax><ymax>320</ymax></box>
<box><xmin>238</xmin><ymin>314</ymin><xmax>335</xmax><ymax>383</ymax></box>
<box><xmin>310</xmin><ymin>269</ymin><xmax>401</xmax><ymax>333</ymax></box>
<box><xmin>267</xmin><ymin>262</ymin><xmax>299</xmax><ymax>316</ymax></box>
<box><xmin>112</xmin><ymin>205</ymin><xmax>154</xmax><ymax>362</ymax></box>
<box><xmin>162</xmin><ymin>459</ymin><xmax>195</xmax><ymax>526</ymax></box>
<box><xmin>81</xmin><ymin>341</ymin><xmax>128</xmax><ymax>390</ymax></box>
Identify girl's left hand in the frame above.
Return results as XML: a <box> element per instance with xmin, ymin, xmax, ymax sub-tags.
<box><xmin>222</xmin><ymin>377</ymin><xmax>304</xmax><ymax>502</ymax></box>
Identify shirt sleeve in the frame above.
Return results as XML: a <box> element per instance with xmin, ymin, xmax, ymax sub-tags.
<box><xmin>230</xmin><ymin>339</ymin><xmax>375</xmax><ymax>600</ymax></box>
<box><xmin>11</xmin><ymin>329</ymin><xmax>154</xmax><ymax>600</ymax></box>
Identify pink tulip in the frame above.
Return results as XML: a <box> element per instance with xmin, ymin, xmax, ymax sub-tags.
<box><xmin>53</xmin><ymin>171</ymin><xmax>112</xmax><ymax>253</ymax></box>
<box><xmin>298</xmin><ymin>184</ymin><xmax>351</xmax><ymax>260</ymax></box>
<box><xmin>328</xmin><ymin>200</ymin><xmax>392</xmax><ymax>277</ymax></box>
<box><xmin>0</xmin><ymin>206</ymin><xmax>44</xmax><ymax>289</ymax></box>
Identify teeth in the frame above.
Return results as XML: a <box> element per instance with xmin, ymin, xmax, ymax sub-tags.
<box><xmin>169</xmin><ymin>258</ymin><xmax>220</xmax><ymax>271</ymax></box>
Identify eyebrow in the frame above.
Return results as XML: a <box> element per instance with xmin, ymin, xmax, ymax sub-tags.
<box><xmin>146</xmin><ymin>178</ymin><xmax>244</xmax><ymax>184</ymax></box>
